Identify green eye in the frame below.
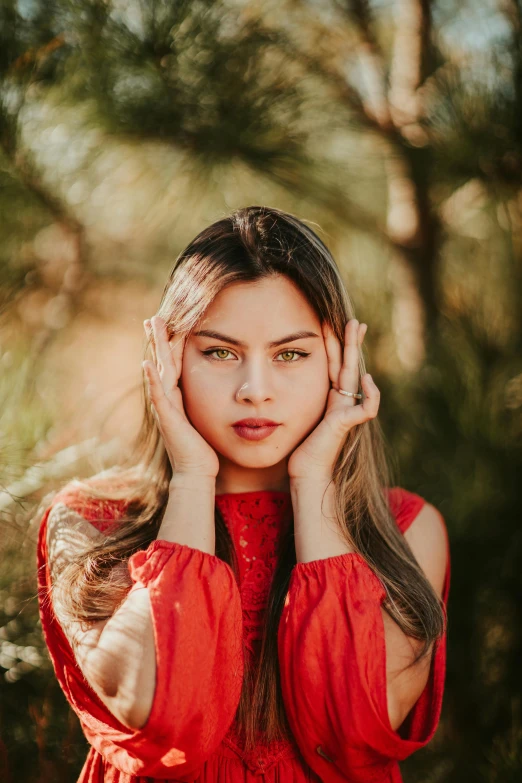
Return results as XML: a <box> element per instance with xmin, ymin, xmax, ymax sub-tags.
<box><xmin>202</xmin><ymin>349</ymin><xmax>234</xmax><ymax>360</ymax></box>
<box><xmin>204</xmin><ymin>348</ymin><xmax>230</xmax><ymax>360</ymax></box>
<box><xmin>276</xmin><ymin>350</ymin><xmax>310</xmax><ymax>362</ymax></box>
<box><xmin>202</xmin><ymin>349</ymin><xmax>310</xmax><ymax>362</ymax></box>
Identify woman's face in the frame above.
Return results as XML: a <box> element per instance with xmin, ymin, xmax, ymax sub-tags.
<box><xmin>179</xmin><ymin>274</ymin><xmax>331</xmax><ymax>489</ymax></box>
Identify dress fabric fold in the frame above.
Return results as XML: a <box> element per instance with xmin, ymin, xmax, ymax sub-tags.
<box><xmin>37</xmin><ymin>485</ymin><xmax>450</xmax><ymax>782</ymax></box>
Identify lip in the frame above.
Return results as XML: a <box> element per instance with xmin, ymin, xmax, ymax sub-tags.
<box><xmin>232</xmin><ymin>418</ymin><xmax>280</xmax><ymax>427</ymax></box>
<box><xmin>232</xmin><ymin>419</ymin><xmax>281</xmax><ymax>442</ymax></box>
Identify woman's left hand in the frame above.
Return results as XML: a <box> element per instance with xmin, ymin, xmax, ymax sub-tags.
<box><xmin>287</xmin><ymin>319</ymin><xmax>380</xmax><ymax>482</ymax></box>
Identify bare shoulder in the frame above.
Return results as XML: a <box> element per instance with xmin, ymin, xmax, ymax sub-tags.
<box><xmin>403</xmin><ymin>502</ymin><xmax>448</xmax><ymax>600</ymax></box>
<box><xmin>46</xmin><ymin>500</ymin><xmax>105</xmax><ymax>583</ymax></box>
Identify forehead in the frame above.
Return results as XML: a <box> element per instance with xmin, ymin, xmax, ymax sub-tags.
<box><xmin>200</xmin><ymin>276</ymin><xmax>319</xmax><ymax>329</ymax></box>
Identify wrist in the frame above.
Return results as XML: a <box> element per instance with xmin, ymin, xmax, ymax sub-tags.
<box><xmin>169</xmin><ymin>473</ymin><xmax>217</xmax><ymax>493</ymax></box>
<box><xmin>160</xmin><ymin>473</ymin><xmax>216</xmax><ymax>555</ymax></box>
<box><xmin>289</xmin><ymin>476</ymin><xmax>336</xmax><ymax>512</ymax></box>
<box><xmin>289</xmin><ymin>475</ymin><xmax>334</xmax><ymax>492</ymax></box>
<box><xmin>290</xmin><ymin>477</ymin><xmax>354</xmax><ymax>561</ymax></box>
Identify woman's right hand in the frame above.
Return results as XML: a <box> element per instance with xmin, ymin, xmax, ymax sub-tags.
<box><xmin>143</xmin><ymin>315</ymin><xmax>220</xmax><ymax>479</ymax></box>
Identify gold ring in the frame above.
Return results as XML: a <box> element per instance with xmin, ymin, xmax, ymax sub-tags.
<box><xmin>337</xmin><ymin>388</ymin><xmax>363</xmax><ymax>400</ymax></box>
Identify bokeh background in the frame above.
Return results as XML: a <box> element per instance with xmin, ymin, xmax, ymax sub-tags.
<box><xmin>1</xmin><ymin>0</ymin><xmax>521</xmax><ymax>780</ymax></box>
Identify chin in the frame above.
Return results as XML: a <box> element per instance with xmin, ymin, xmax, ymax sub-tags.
<box><xmin>212</xmin><ymin>440</ymin><xmax>292</xmax><ymax>469</ymax></box>
<box><xmin>239</xmin><ymin>454</ymin><xmax>287</xmax><ymax>469</ymax></box>
<box><xmin>226</xmin><ymin>452</ymin><xmax>286</xmax><ymax>469</ymax></box>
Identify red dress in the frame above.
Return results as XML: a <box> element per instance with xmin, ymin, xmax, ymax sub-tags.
<box><xmin>37</xmin><ymin>486</ymin><xmax>450</xmax><ymax>782</ymax></box>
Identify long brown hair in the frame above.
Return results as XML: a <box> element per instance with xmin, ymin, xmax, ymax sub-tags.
<box><xmin>46</xmin><ymin>205</ymin><xmax>446</xmax><ymax>750</ymax></box>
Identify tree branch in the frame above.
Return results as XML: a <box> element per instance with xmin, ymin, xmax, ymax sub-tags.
<box><xmin>388</xmin><ymin>0</ymin><xmax>432</xmax><ymax>131</ymax></box>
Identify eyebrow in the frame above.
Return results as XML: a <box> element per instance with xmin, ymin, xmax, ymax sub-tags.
<box><xmin>193</xmin><ymin>329</ymin><xmax>320</xmax><ymax>348</ymax></box>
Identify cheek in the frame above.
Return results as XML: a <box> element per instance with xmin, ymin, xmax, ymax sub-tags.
<box><xmin>307</xmin><ymin>350</ymin><xmax>331</xmax><ymax>395</ymax></box>
<box><xmin>286</xmin><ymin>356</ymin><xmax>330</xmax><ymax>427</ymax></box>
<box><xmin>179</xmin><ymin>356</ymin><xmax>222</xmax><ymax>426</ymax></box>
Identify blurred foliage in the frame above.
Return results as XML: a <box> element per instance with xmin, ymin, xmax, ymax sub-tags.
<box><xmin>1</xmin><ymin>0</ymin><xmax>522</xmax><ymax>780</ymax></box>
<box><xmin>381</xmin><ymin>312</ymin><xmax>522</xmax><ymax>781</ymax></box>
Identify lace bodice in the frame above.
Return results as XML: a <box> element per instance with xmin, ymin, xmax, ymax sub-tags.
<box><xmin>214</xmin><ymin>490</ymin><xmax>299</xmax><ymax>773</ymax></box>
<box><xmin>215</xmin><ymin>491</ymin><xmax>292</xmax><ymax>660</ymax></box>
<box><xmin>38</xmin><ymin>483</ymin><xmax>449</xmax><ymax>783</ymax></box>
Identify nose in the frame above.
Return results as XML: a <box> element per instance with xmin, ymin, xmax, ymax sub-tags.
<box><xmin>235</xmin><ymin>359</ymin><xmax>274</xmax><ymax>404</ymax></box>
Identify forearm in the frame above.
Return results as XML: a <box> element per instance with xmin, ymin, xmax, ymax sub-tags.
<box><xmin>84</xmin><ymin>474</ymin><xmax>217</xmax><ymax>727</ymax></box>
<box><xmin>290</xmin><ymin>479</ymin><xmax>435</xmax><ymax>731</ymax></box>
<box><xmin>290</xmin><ymin>478</ymin><xmax>355</xmax><ymax>563</ymax></box>
<box><xmin>78</xmin><ymin>584</ymin><xmax>155</xmax><ymax>728</ymax></box>
<box><xmin>158</xmin><ymin>473</ymin><xmax>216</xmax><ymax>555</ymax></box>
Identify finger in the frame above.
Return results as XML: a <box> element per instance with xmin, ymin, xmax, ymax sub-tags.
<box><xmin>334</xmin><ymin>373</ymin><xmax>379</xmax><ymax>433</ymax></box>
<box><xmin>143</xmin><ymin>359</ymin><xmax>159</xmax><ymax>424</ymax></box>
<box><xmin>323</xmin><ymin>322</ymin><xmax>343</xmax><ymax>390</ymax></box>
<box><xmin>359</xmin><ymin>373</ymin><xmax>380</xmax><ymax>419</ymax></box>
<box><xmin>167</xmin><ymin>328</ymin><xmax>188</xmax><ymax>384</ymax></box>
<box><xmin>143</xmin><ymin>359</ymin><xmax>175</xmax><ymax>426</ymax></box>
<box><xmin>338</xmin><ymin>319</ymin><xmax>361</xmax><ymax>404</ymax></box>
<box><xmin>151</xmin><ymin>315</ymin><xmax>177</xmax><ymax>393</ymax></box>
<box><xmin>144</xmin><ymin>319</ymin><xmax>157</xmax><ymax>366</ymax></box>
<box><xmin>146</xmin><ymin>317</ymin><xmax>187</xmax><ymax>390</ymax></box>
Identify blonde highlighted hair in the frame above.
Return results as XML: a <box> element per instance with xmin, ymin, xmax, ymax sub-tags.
<box><xmin>45</xmin><ymin>206</ymin><xmax>446</xmax><ymax>751</ymax></box>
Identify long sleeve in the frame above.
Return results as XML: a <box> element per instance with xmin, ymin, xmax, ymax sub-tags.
<box><xmin>37</xmin><ymin>502</ymin><xmax>244</xmax><ymax>780</ymax></box>
<box><xmin>277</xmin><ymin>505</ymin><xmax>450</xmax><ymax>783</ymax></box>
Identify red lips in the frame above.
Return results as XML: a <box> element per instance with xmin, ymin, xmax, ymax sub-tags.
<box><xmin>232</xmin><ymin>419</ymin><xmax>281</xmax><ymax>441</ymax></box>
<box><xmin>232</xmin><ymin>418</ymin><xmax>280</xmax><ymax>427</ymax></box>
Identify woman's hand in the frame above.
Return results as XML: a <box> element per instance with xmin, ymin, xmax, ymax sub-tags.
<box><xmin>143</xmin><ymin>316</ymin><xmax>220</xmax><ymax>479</ymax></box>
<box><xmin>287</xmin><ymin>318</ymin><xmax>380</xmax><ymax>482</ymax></box>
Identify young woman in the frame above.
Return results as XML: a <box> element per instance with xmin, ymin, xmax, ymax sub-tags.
<box><xmin>37</xmin><ymin>205</ymin><xmax>450</xmax><ymax>783</ymax></box>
